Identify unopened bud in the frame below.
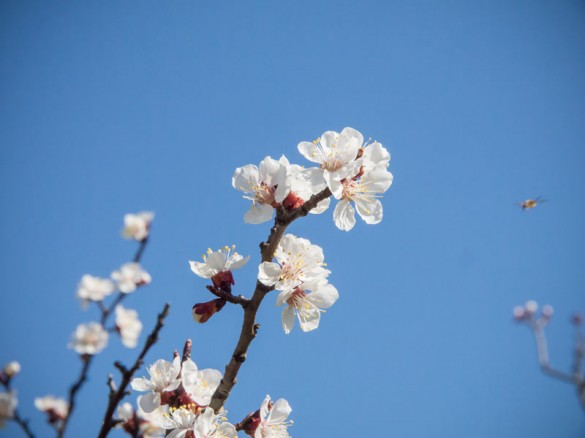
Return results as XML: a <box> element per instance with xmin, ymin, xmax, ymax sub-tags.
<box><xmin>192</xmin><ymin>299</ymin><xmax>226</xmax><ymax>323</ymax></box>
<box><xmin>3</xmin><ymin>361</ymin><xmax>21</xmax><ymax>377</ymax></box>
<box><xmin>525</xmin><ymin>300</ymin><xmax>538</xmax><ymax>314</ymax></box>
<box><xmin>513</xmin><ymin>306</ymin><xmax>525</xmax><ymax>321</ymax></box>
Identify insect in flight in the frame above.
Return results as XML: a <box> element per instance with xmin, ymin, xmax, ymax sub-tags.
<box><xmin>518</xmin><ymin>196</ymin><xmax>546</xmax><ymax>211</ymax></box>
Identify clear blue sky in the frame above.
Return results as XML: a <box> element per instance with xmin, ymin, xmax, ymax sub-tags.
<box><xmin>1</xmin><ymin>1</ymin><xmax>584</xmax><ymax>436</ymax></box>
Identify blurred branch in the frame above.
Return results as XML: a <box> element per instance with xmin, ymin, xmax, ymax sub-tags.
<box><xmin>209</xmin><ymin>188</ymin><xmax>332</xmax><ymax>413</ymax></box>
<box><xmin>97</xmin><ymin>303</ymin><xmax>170</xmax><ymax>438</ymax></box>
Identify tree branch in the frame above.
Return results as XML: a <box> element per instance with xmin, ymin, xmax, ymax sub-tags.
<box><xmin>205</xmin><ymin>285</ymin><xmax>250</xmax><ymax>307</ymax></box>
<box><xmin>56</xmin><ymin>355</ymin><xmax>92</xmax><ymax>438</ymax></box>
<box><xmin>209</xmin><ymin>187</ymin><xmax>332</xmax><ymax>412</ymax></box>
<box><xmin>1</xmin><ymin>378</ymin><xmax>35</xmax><ymax>438</ymax></box>
<box><xmin>97</xmin><ymin>303</ymin><xmax>170</xmax><ymax>438</ymax></box>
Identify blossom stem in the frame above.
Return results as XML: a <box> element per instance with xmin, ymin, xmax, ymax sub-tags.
<box><xmin>96</xmin><ymin>303</ymin><xmax>170</xmax><ymax>438</ymax></box>
<box><xmin>205</xmin><ymin>285</ymin><xmax>250</xmax><ymax>307</ymax></box>
<box><xmin>209</xmin><ymin>187</ymin><xmax>332</xmax><ymax>413</ymax></box>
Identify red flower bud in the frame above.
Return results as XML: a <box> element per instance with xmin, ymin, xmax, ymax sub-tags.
<box><xmin>192</xmin><ymin>299</ymin><xmax>226</xmax><ymax>323</ymax></box>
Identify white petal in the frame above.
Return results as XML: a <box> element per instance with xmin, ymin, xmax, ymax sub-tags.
<box><xmin>282</xmin><ymin>306</ymin><xmax>295</xmax><ymax>334</ymax></box>
<box><xmin>228</xmin><ymin>254</ymin><xmax>250</xmax><ymax>270</ymax></box>
<box><xmin>217</xmin><ymin>422</ymin><xmax>238</xmax><ymax>438</ymax></box>
<box><xmin>298</xmin><ymin>141</ymin><xmax>324</xmax><ymax>164</ymax></box>
<box><xmin>268</xmin><ymin>398</ymin><xmax>292</xmax><ymax>423</ymax></box>
<box><xmin>232</xmin><ymin>165</ymin><xmax>259</xmax><ymax>192</ymax></box>
<box><xmin>309</xmin><ymin>197</ymin><xmax>330</xmax><ymax>214</ymax></box>
<box><xmin>189</xmin><ymin>261</ymin><xmax>213</xmax><ymax>279</ymax></box>
<box><xmin>363</xmin><ymin>141</ymin><xmax>390</xmax><ymax>168</ymax></box>
<box><xmin>275</xmin><ymin>290</ymin><xmax>292</xmax><ymax>307</ymax></box>
<box><xmin>205</xmin><ymin>252</ymin><xmax>226</xmax><ymax>271</ymax></box>
<box><xmin>309</xmin><ymin>284</ymin><xmax>339</xmax><ymax>309</ymax></box>
<box><xmin>131</xmin><ymin>377</ymin><xmax>154</xmax><ymax>392</ymax></box>
<box><xmin>333</xmin><ymin>200</ymin><xmax>356</xmax><ymax>231</ymax></box>
<box><xmin>298</xmin><ymin>306</ymin><xmax>321</xmax><ymax>332</ymax></box>
<box><xmin>138</xmin><ymin>392</ymin><xmax>160</xmax><ymax>413</ymax></box>
<box><xmin>356</xmin><ymin>199</ymin><xmax>383</xmax><ymax>224</ymax></box>
<box><xmin>258</xmin><ymin>262</ymin><xmax>281</xmax><ymax>286</ymax></box>
<box><xmin>244</xmin><ymin>203</ymin><xmax>274</xmax><ymax>224</ymax></box>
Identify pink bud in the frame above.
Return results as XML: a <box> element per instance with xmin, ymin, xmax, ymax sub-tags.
<box><xmin>513</xmin><ymin>306</ymin><xmax>526</xmax><ymax>321</ymax></box>
<box><xmin>192</xmin><ymin>299</ymin><xmax>226</xmax><ymax>323</ymax></box>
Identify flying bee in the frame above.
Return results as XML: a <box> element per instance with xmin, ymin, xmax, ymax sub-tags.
<box><xmin>518</xmin><ymin>196</ymin><xmax>546</xmax><ymax>210</ymax></box>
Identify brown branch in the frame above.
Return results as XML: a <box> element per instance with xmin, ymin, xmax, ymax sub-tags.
<box><xmin>209</xmin><ymin>187</ymin><xmax>332</xmax><ymax>412</ymax></box>
<box><xmin>97</xmin><ymin>303</ymin><xmax>170</xmax><ymax>438</ymax></box>
<box><xmin>56</xmin><ymin>354</ymin><xmax>92</xmax><ymax>438</ymax></box>
<box><xmin>206</xmin><ymin>285</ymin><xmax>250</xmax><ymax>307</ymax></box>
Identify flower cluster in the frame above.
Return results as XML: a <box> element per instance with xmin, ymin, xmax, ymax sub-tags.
<box><xmin>259</xmin><ymin>234</ymin><xmax>339</xmax><ymax>334</ymax></box>
<box><xmin>128</xmin><ymin>353</ymin><xmax>238</xmax><ymax>437</ymax></box>
<box><xmin>233</xmin><ymin>127</ymin><xmax>393</xmax><ymax>231</ymax></box>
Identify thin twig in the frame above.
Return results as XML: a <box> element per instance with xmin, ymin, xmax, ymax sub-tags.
<box><xmin>206</xmin><ymin>285</ymin><xmax>250</xmax><ymax>307</ymax></box>
<box><xmin>58</xmin><ymin>236</ymin><xmax>150</xmax><ymax>437</ymax></box>
<box><xmin>56</xmin><ymin>355</ymin><xmax>91</xmax><ymax>438</ymax></box>
<box><xmin>529</xmin><ymin>320</ymin><xmax>575</xmax><ymax>383</ymax></box>
<box><xmin>209</xmin><ymin>188</ymin><xmax>332</xmax><ymax>412</ymax></box>
<box><xmin>97</xmin><ymin>303</ymin><xmax>171</xmax><ymax>438</ymax></box>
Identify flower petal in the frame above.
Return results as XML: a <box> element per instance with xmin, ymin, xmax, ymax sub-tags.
<box><xmin>138</xmin><ymin>392</ymin><xmax>160</xmax><ymax>414</ymax></box>
<box><xmin>232</xmin><ymin>165</ymin><xmax>259</xmax><ymax>193</ymax></box>
<box><xmin>258</xmin><ymin>262</ymin><xmax>281</xmax><ymax>286</ymax></box>
<box><xmin>356</xmin><ymin>199</ymin><xmax>383</xmax><ymax>224</ymax></box>
<box><xmin>189</xmin><ymin>261</ymin><xmax>214</xmax><ymax>279</ymax></box>
<box><xmin>309</xmin><ymin>283</ymin><xmax>339</xmax><ymax>309</ymax></box>
<box><xmin>268</xmin><ymin>398</ymin><xmax>292</xmax><ymax>423</ymax></box>
<box><xmin>333</xmin><ymin>200</ymin><xmax>356</xmax><ymax>231</ymax></box>
<box><xmin>282</xmin><ymin>306</ymin><xmax>295</xmax><ymax>335</ymax></box>
<box><xmin>244</xmin><ymin>203</ymin><xmax>274</xmax><ymax>224</ymax></box>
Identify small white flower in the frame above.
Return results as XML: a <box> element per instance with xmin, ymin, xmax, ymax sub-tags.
<box><xmin>151</xmin><ymin>406</ymin><xmax>198</xmax><ymax>438</ymax></box>
<box><xmin>115</xmin><ymin>305</ymin><xmax>143</xmax><ymax>348</ymax></box>
<box><xmin>122</xmin><ymin>211</ymin><xmax>154</xmax><ymax>241</ymax></box>
<box><xmin>76</xmin><ymin>275</ymin><xmax>115</xmax><ymax>307</ymax></box>
<box><xmin>34</xmin><ymin>395</ymin><xmax>69</xmax><ymax>421</ymax></box>
<box><xmin>180</xmin><ymin>359</ymin><xmax>222</xmax><ymax>406</ymax></box>
<box><xmin>232</xmin><ymin>156</ymin><xmax>290</xmax><ymax>224</ymax></box>
<box><xmin>2</xmin><ymin>361</ymin><xmax>20</xmax><ymax>378</ymax></box>
<box><xmin>131</xmin><ymin>357</ymin><xmax>182</xmax><ymax>413</ymax></box>
<box><xmin>193</xmin><ymin>407</ymin><xmax>237</xmax><ymax>438</ymax></box>
<box><xmin>255</xmin><ymin>395</ymin><xmax>292</xmax><ymax>438</ymax></box>
<box><xmin>330</xmin><ymin>163</ymin><xmax>393</xmax><ymax>231</ymax></box>
<box><xmin>361</xmin><ymin>140</ymin><xmax>391</xmax><ymax>171</ymax></box>
<box><xmin>258</xmin><ymin>234</ymin><xmax>330</xmax><ymax>294</ymax></box>
<box><xmin>111</xmin><ymin>263</ymin><xmax>151</xmax><ymax>293</ymax></box>
<box><xmin>0</xmin><ymin>391</ymin><xmax>17</xmax><ymax>428</ymax></box>
<box><xmin>68</xmin><ymin>322</ymin><xmax>108</xmax><ymax>355</ymax></box>
<box><xmin>277</xmin><ymin>282</ymin><xmax>339</xmax><ymax>334</ymax></box>
<box><xmin>117</xmin><ymin>399</ymin><xmax>166</xmax><ymax>437</ymax></box>
<box><xmin>297</xmin><ymin>127</ymin><xmax>364</xmax><ymax>191</ymax></box>
<box><xmin>190</xmin><ymin>245</ymin><xmax>249</xmax><ymax>286</ymax></box>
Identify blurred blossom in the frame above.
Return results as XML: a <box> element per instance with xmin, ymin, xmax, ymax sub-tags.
<box><xmin>68</xmin><ymin>322</ymin><xmax>108</xmax><ymax>355</ymax></box>
<box><xmin>122</xmin><ymin>212</ymin><xmax>154</xmax><ymax>241</ymax></box>
<box><xmin>112</xmin><ymin>263</ymin><xmax>151</xmax><ymax>293</ymax></box>
<box><xmin>2</xmin><ymin>362</ymin><xmax>20</xmax><ymax>378</ymax></box>
<box><xmin>0</xmin><ymin>391</ymin><xmax>17</xmax><ymax>428</ymax></box>
<box><xmin>76</xmin><ymin>275</ymin><xmax>115</xmax><ymax>308</ymax></box>
<box><xmin>116</xmin><ymin>305</ymin><xmax>143</xmax><ymax>348</ymax></box>
<box><xmin>34</xmin><ymin>395</ymin><xmax>69</xmax><ymax>423</ymax></box>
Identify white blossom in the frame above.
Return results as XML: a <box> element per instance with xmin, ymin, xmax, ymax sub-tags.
<box><xmin>115</xmin><ymin>305</ymin><xmax>143</xmax><ymax>348</ymax></box>
<box><xmin>68</xmin><ymin>322</ymin><xmax>108</xmax><ymax>355</ymax></box>
<box><xmin>111</xmin><ymin>263</ymin><xmax>151</xmax><ymax>293</ymax></box>
<box><xmin>117</xmin><ymin>399</ymin><xmax>166</xmax><ymax>438</ymax></box>
<box><xmin>297</xmin><ymin>127</ymin><xmax>363</xmax><ymax>192</ymax></box>
<box><xmin>255</xmin><ymin>395</ymin><xmax>292</xmax><ymax>438</ymax></box>
<box><xmin>0</xmin><ymin>391</ymin><xmax>17</xmax><ymax>428</ymax></box>
<box><xmin>180</xmin><ymin>359</ymin><xmax>222</xmax><ymax>406</ymax></box>
<box><xmin>277</xmin><ymin>281</ymin><xmax>339</xmax><ymax>334</ymax></box>
<box><xmin>122</xmin><ymin>211</ymin><xmax>154</xmax><ymax>241</ymax></box>
<box><xmin>258</xmin><ymin>234</ymin><xmax>330</xmax><ymax>294</ymax></box>
<box><xmin>232</xmin><ymin>156</ymin><xmax>290</xmax><ymax>224</ymax></box>
<box><xmin>76</xmin><ymin>275</ymin><xmax>115</xmax><ymax>308</ymax></box>
<box><xmin>2</xmin><ymin>361</ymin><xmax>20</xmax><ymax>378</ymax></box>
<box><xmin>34</xmin><ymin>395</ymin><xmax>69</xmax><ymax>421</ymax></box>
<box><xmin>190</xmin><ymin>245</ymin><xmax>249</xmax><ymax>284</ymax></box>
<box><xmin>131</xmin><ymin>357</ymin><xmax>182</xmax><ymax>413</ymax></box>
<box><xmin>278</xmin><ymin>155</ymin><xmax>330</xmax><ymax>214</ymax></box>
<box><xmin>151</xmin><ymin>406</ymin><xmax>198</xmax><ymax>438</ymax></box>
<box><xmin>193</xmin><ymin>407</ymin><xmax>237</xmax><ymax>438</ymax></box>
<box><xmin>330</xmin><ymin>162</ymin><xmax>393</xmax><ymax>231</ymax></box>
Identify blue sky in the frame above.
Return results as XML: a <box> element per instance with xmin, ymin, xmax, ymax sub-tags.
<box><xmin>1</xmin><ymin>1</ymin><xmax>584</xmax><ymax>436</ymax></box>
